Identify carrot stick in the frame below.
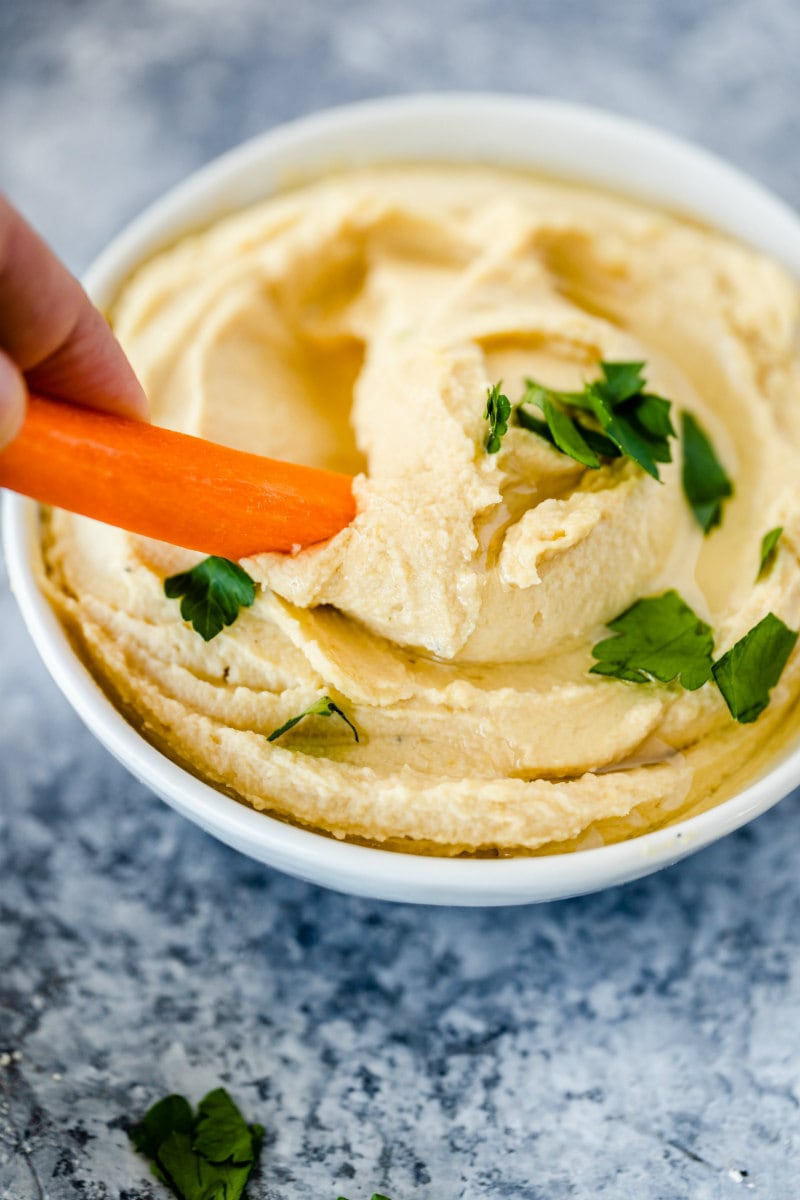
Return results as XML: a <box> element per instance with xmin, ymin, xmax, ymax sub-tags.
<box><xmin>0</xmin><ymin>394</ymin><xmax>356</xmax><ymax>558</ymax></box>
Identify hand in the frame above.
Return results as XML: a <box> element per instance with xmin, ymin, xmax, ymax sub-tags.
<box><xmin>0</xmin><ymin>195</ymin><xmax>148</xmax><ymax>451</ymax></box>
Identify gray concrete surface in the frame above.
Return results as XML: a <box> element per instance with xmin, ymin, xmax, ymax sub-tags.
<box><xmin>2</xmin><ymin>1</ymin><xmax>800</xmax><ymax>1196</ymax></box>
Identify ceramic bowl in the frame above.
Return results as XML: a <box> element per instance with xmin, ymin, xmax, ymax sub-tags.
<box><xmin>5</xmin><ymin>93</ymin><xmax>800</xmax><ymax>905</ymax></box>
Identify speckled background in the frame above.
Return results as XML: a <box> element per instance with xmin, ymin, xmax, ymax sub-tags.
<box><xmin>3</xmin><ymin>1</ymin><xmax>800</xmax><ymax>1197</ymax></box>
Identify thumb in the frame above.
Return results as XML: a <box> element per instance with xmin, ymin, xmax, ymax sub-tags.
<box><xmin>0</xmin><ymin>196</ymin><xmax>148</xmax><ymax>422</ymax></box>
<box><xmin>0</xmin><ymin>348</ymin><xmax>25</xmax><ymax>451</ymax></box>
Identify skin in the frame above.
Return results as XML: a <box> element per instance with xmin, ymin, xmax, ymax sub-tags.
<box><xmin>0</xmin><ymin>194</ymin><xmax>147</xmax><ymax>450</ymax></box>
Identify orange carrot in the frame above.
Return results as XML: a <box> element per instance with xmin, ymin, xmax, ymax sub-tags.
<box><xmin>0</xmin><ymin>394</ymin><xmax>356</xmax><ymax>558</ymax></box>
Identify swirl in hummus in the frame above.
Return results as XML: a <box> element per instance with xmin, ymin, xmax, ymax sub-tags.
<box><xmin>42</xmin><ymin>165</ymin><xmax>800</xmax><ymax>854</ymax></box>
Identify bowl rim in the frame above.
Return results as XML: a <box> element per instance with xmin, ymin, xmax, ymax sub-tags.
<box><xmin>6</xmin><ymin>92</ymin><xmax>800</xmax><ymax>905</ymax></box>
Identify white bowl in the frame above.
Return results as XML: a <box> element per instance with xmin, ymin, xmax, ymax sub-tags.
<box><xmin>6</xmin><ymin>94</ymin><xmax>800</xmax><ymax>906</ymax></box>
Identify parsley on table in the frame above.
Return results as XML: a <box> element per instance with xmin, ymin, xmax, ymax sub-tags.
<box><xmin>590</xmin><ymin>590</ymin><xmax>714</xmax><ymax>690</ymax></box>
<box><xmin>484</xmin><ymin>383</ymin><xmax>512</xmax><ymax>453</ymax></box>
<box><xmin>130</xmin><ymin>1088</ymin><xmax>264</xmax><ymax>1200</ymax></box>
<box><xmin>757</xmin><ymin>526</ymin><xmax>783</xmax><ymax>582</ymax></box>
<box><xmin>680</xmin><ymin>411</ymin><xmax>733</xmax><ymax>534</ymax></box>
<box><xmin>712</xmin><ymin>613</ymin><xmax>798</xmax><ymax>724</ymax></box>
<box><xmin>515</xmin><ymin>361</ymin><xmax>676</xmax><ymax>479</ymax></box>
<box><xmin>267</xmin><ymin>695</ymin><xmax>360</xmax><ymax>744</ymax></box>
<box><xmin>164</xmin><ymin>556</ymin><xmax>256</xmax><ymax>641</ymax></box>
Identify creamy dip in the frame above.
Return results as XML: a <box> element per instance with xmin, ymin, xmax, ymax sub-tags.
<box><xmin>42</xmin><ymin>165</ymin><xmax>800</xmax><ymax>854</ymax></box>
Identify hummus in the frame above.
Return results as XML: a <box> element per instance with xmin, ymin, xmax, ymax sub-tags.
<box><xmin>42</xmin><ymin>165</ymin><xmax>800</xmax><ymax>854</ymax></box>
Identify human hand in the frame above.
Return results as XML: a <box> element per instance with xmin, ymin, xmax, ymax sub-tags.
<box><xmin>0</xmin><ymin>195</ymin><xmax>148</xmax><ymax>451</ymax></box>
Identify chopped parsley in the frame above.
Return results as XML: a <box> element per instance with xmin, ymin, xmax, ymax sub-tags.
<box><xmin>591</xmin><ymin>590</ymin><xmax>798</xmax><ymax>725</ymax></box>
<box><xmin>130</xmin><ymin>1088</ymin><xmax>263</xmax><ymax>1200</ymax></box>
<box><xmin>164</xmin><ymin>556</ymin><xmax>256</xmax><ymax>641</ymax></box>
<box><xmin>512</xmin><ymin>361</ymin><xmax>676</xmax><ymax>479</ymax></box>
<box><xmin>484</xmin><ymin>382</ymin><xmax>512</xmax><ymax>453</ymax></box>
<box><xmin>581</xmin><ymin>362</ymin><xmax>675</xmax><ymax>480</ymax></box>
<box><xmin>267</xmin><ymin>695</ymin><xmax>360</xmax><ymax>744</ymax></box>
<box><xmin>518</xmin><ymin>386</ymin><xmax>606</xmax><ymax>468</ymax></box>
<box><xmin>590</xmin><ymin>590</ymin><xmax>714</xmax><ymax>691</ymax></box>
<box><xmin>712</xmin><ymin>613</ymin><xmax>798</xmax><ymax>724</ymax></box>
<box><xmin>680</xmin><ymin>411</ymin><xmax>733</xmax><ymax>534</ymax></box>
<box><xmin>485</xmin><ymin>368</ymin><xmax>741</xmax><ymax>538</ymax></box>
<box><xmin>757</xmin><ymin>526</ymin><xmax>783</xmax><ymax>582</ymax></box>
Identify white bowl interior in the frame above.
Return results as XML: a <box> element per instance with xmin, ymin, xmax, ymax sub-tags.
<box><xmin>6</xmin><ymin>94</ymin><xmax>800</xmax><ymax>905</ymax></box>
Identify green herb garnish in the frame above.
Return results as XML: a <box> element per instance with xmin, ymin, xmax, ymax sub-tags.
<box><xmin>164</xmin><ymin>556</ymin><xmax>256</xmax><ymax>641</ymax></box>
<box><xmin>590</xmin><ymin>590</ymin><xmax>714</xmax><ymax>690</ymax></box>
<box><xmin>516</xmin><ymin>398</ymin><xmax>619</xmax><ymax>464</ymax></box>
<box><xmin>130</xmin><ymin>1088</ymin><xmax>264</xmax><ymax>1200</ymax></box>
<box><xmin>592</xmin><ymin>590</ymin><xmax>798</xmax><ymax>725</ymax></box>
<box><xmin>484</xmin><ymin>382</ymin><xmax>512</xmax><ymax>453</ymax></box>
<box><xmin>267</xmin><ymin>695</ymin><xmax>360</xmax><ymax>743</ymax></box>
<box><xmin>516</xmin><ymin>361</ymin><xmax>675</xmax><ymax>479</ymax></box>
<box><xmin>524</xmin><ymin>388</ymin><xmax>603</xmax><ymax>468</ymax></box>
<box><xmin>712</xmin><ymin>613</ymin><xmax>798</xmax><ymax>724</ymax></box>
<box><xmin>757</xmin><ymin>526</ymin><xmax>783</xmax><ymax>582</ymax></box>
<box><xmin>680</xmin><ymin>411</ymin><xmax>733</xmax><ymax>534</ymax></box>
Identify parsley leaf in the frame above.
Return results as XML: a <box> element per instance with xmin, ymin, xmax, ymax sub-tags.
<box><xmin>712</xmin><ymin>613</ymin><xmax>798</xmax><ymax>724</ymax></box>
<box><xmin>590</xmin><ymin>590</ymin><xmax>714</xmax><ymax>691</ymax></box>
<box><xmin>540</xmin><ymin>394</ymin><xmax>602</xmax><ymax>468</ymax></box>
<box><xmin>130</xmin><ymin>1095</ymin><xmax>194</xmax><ymax>1185</ymax></box>
<box><xmin>516</xmin><ymin>361</ymin><xmax>675</xmax><ymax>479</ymax></box>
<box><xmin>591</xmin><ymin>592</ymin><xmax>798</xmax><ymax>724</ymax></box>
<box><xmin>194</xmin><ymin>1089</ymin><xmax>262</xmax><ymax>1165</ymax></box>
<box><xmin>130</xmin><ymin>1088</ymin><xmax>262</xmax><ymax>1200</ymax></box>
<box><xmin>594</xmin><ymin>360</ymin><xmax>648</xmax><ymax>399</ymax></box>
<box><xmin>680</xmin><ymin>411</ymin><xmax>733</xmax><ymax>534</ymax></box>
<box><xmin>165</xmin><ymin>557</ymin><xmax>256</xmax><ymax>641</ymax></box>
<box><xmin>585</xmin><ymin>363</ymin><xmax>676</xmax><ymax>479</ymax></box>
<box><xmin>158</xmin><ymin>1131</ymin><xmax>254</xmax><ymax>1200</ymax></box>
<box><xmin>757</xmin><ymin>526</ymin><xmax>783</xmax><ymax>582</ymax></box>
<box><xmin>516</xmin><ymin>397</ymin><xmax>620</xmax><ymax>461</ymax></box>
<box><xmin>484</xmin><ymin>383</ymin><xmax>512</xmax><ymax>453</ymax></box>
<box><xmin>267</xmin><ymin>695</ymin><xmax>360</xmax><ymax>744</ymax></box>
